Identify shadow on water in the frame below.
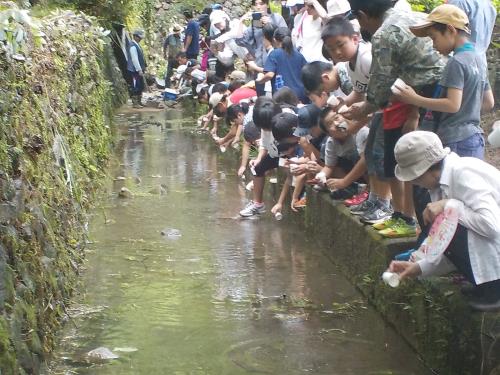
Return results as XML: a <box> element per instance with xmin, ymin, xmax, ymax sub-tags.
<box><xmin>45</xmin><ymin>107</ymin><xmax>432</xmax><ymax>375</ymax></box>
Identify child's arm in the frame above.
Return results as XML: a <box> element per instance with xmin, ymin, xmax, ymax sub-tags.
<box><xmin>395</xmin><ymin>85</ymin><xmax>462</xmax><ymax>114</ymax></box>
<box><xmin>401</xmin><ymin>105</ymin><xmax>420</xmax><ymax>134</ymax></box>
<box><xmin>299</xmin><ymin>137</ymin><xmax>321</xmax><ymax>160</ymax></box>
<box><xmin>482</xmin><ymin>89</ymin><xmax>495</xmax><ymax>113</ymax></box>
<box><xmin>272</xmin><ymin>175</ymin><xmax>292</xmax><ymax>214</ymax></box>
<box><xmin>231</xmin><ymin>125</ymin><xmax>243</xmax><ymax>145</ymax></box>
<box><xmin>256</xmin><ymin>71</ymin><xmax>274</xmax><ymax>84</ymax></box>
<box><xmin>238</xmin><ymin>141</ymin><xmax>251</xmax><ymax>177</ymax></box>
<box><xmin>216</xmin><ymin>124</ymin><xmax>237</xmax><ymax>145</ymax></box>
<box><xmin>326</xmin><ymin>155</ymin><xmax>366</xmax><ymax>190</ymax></box>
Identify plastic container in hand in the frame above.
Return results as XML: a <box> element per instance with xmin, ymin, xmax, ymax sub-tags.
<box><xmin>391</xmin><ymin>78</ymin><xmax>406</xmax><ymax>95</ymax></box>
<box><xmin>274</xmin><ymin>212</ymin><xmax>283</xmax><ymax>221</ymax></box>
<box><xmin>382</xmin><ymin>271</ymin><xmax>400</xmax><ymax>287</ymax></box>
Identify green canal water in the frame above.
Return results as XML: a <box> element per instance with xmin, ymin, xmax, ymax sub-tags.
<box><xmin>46</xmin><ymin>108</ymin><xmax>431</xmax><ymax>375</ymax></box>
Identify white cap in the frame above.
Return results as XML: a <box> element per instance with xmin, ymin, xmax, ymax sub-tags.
<box><xmin>209</xmin><ymin>92</ymin><xmax>225</xmax><ymax>108</ymax></box>
<box><xmin>394</xmin><ymin>131</ymin><xmax>450</xmax><ymax>181</ymax></box>
<box><xmin>327</xmin><ymin>0</ymin><xmax>351</xmax><ymax>17</ymax></box>
<box><xmin>210</xmin><ymin>9</ymin><xmax>230</xmax><ymax>25</ymax></box>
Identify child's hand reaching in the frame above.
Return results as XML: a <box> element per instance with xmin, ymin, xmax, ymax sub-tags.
<box><xmin>271</xmin><ymin>203</ymin><xmax>282</xmax><ymax>215</ymax></box>
<box><xmin>393</xmin><ymin>84</ymin><xmax>418</xmax><ymax>105</ymax></box>
<box><xmin>326</xmin><ymin>178</ymin><xmax>348</xmax><ymax>191</ymax></box>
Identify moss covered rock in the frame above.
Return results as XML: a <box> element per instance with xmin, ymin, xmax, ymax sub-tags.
<box><xmin>0</xmin><ymin>4</ymin><xmax>126</xmax><ymax>373</ymax></box>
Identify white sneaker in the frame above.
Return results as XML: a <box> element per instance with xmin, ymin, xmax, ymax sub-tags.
<box><xmin>239</xmin><ymin>201</ymin><xmax>266</xmax><ymax>217</ymax></box>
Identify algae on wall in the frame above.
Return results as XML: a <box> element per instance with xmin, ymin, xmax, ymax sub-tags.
<box><xmin>0</xmin><ymin>5</ymin><xmax>127</xmax><ymax>374</ymax></box>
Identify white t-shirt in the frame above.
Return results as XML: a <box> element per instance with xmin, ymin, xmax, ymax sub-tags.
<box><xmin>347</xmin><ymin>41</ymin><xmax>372</xmax><ymax>93</ymax></box>
<box><xmin>299</xmin><ymin>14</ymin><xmax>328</xmax><ymax>63</ymax></box>
<box><xmin>260</xmin><ymin>129</ymin><xmax>279</xmax><ymax>158</ymax></box>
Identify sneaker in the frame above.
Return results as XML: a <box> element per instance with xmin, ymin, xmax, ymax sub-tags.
<box><xmin>372</xmin><ymin>215</ymin><xmax>399</xmax><ymax>231</ymax></box>
<box><xmin>239</xmin><ymin>201</ymin><xmax>266</xmax><ymax>217</ymax></box>
<box><xmin>350</xmin><ymin>199</ymin><xmax>376</xmax><ymax>216</ymax></box>
<box><xmin>344</xmin><ymin>191</ymin><xmax>368</xmax><ymax>207</ymax></box>
<box><xmin>378</xmin><ymin>218</ymin><xmax>417</xmax><ymax>238</ymax></box>
<box><xmin>360</xmin><ymin>205</ymin><xmax>393</xmax><ymax>224</ymax></box>
<box><xmin>293</xmin><ymin>197</ymin><xmax>307</xmax><ymax>208</ymax></box>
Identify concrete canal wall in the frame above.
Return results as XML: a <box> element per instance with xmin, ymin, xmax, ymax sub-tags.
<box><xmin>0</xmin><ymin>5</ymin><xmax>127</xmax><ymax>373</ymax></box>
<box><xmin>299</xmin><ymin>188</ymin><xmax>500</xmax><ymax>375</ymax></box>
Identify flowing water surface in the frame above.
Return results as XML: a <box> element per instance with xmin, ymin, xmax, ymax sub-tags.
<box><xmin>47</xmin><ymin>108</ymin><xmax>431</xmax><ymax>375</ymax></box>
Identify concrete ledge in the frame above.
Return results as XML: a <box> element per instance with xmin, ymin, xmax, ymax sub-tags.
<box><xmin>301</xmin><ymin>188</ymin><xmax>500</xmax><ymax>375</ymax></box>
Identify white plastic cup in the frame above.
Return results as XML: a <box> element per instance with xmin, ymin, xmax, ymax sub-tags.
<box><xmin>275</xmin><ymin>212</ymin><xmax>283</xmax><ymax>221</ymax></box>
<box><xmin>391</xmin><ymin>78</ymin><xmax>406</xmax><ymax>95</ymax></box>
<box><xmin>382</xmin><ymin>271</ymin><xmax>400</xmax><ymax>288</ymax></box>
<box><xmin>279</xmin><ymin>158</ymin><xmax>287</xmax><ymax>167</ymax></box>
<box><xmin>327</xmin><ymin>96</ymin><xmax>340</xmax><ymax>107</ymax></box>
<box><xmin>220</xmin><ymin>146</ymin><xmax>226</xmax><ymax>153</ymax></box>
<box><xmin>315</xmin><ymin>171</ymin><xmax>327</xmax><ymax>184</ymax></box>
<box><xmin>488</xmin><ymin>123</ymin><xmax>500</xmax><ymax>148</ymax></box>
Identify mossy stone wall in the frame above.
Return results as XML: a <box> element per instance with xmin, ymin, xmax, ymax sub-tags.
<box><xmin>0</xmin><ymin>9</ymin><xmax>127</xmax><ymax>374</ymax></box>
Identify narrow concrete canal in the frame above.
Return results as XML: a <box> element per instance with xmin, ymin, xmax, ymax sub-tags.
<box><xmin>47</xmin><ymin>108</ymin><xmax>431</xmax><ymax>375</ymax></box>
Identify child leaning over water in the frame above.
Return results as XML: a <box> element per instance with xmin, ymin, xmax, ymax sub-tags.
<box><xmin>394</xmin><ymin>4</ymin><xmax>495</xmax><ymax>159</ymax></box>
<box><xmin>316</xmin><ymin>107</ymin><xmax>367</xmax><ymax>200</ymax></box>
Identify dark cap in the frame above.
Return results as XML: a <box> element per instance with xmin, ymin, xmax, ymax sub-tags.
<box><xmin>294</xmin><ymin>104</ymin><xmax>321</xmax><ymax>137</ymax></box>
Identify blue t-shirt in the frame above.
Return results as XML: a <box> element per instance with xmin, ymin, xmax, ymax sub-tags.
<box><xmin>264</xmin><ymin>48</ymin><xmax>309</xmax><ymax>103</ymax></box>
<box><xmin>185</xmin><ymin>20</ymin><xmax>200</xmax><ymax>57</ymax></box>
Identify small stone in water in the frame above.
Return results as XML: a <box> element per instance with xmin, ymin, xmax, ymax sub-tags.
<box><xmin>161</xmin><ymin>228</ymin><xmax>182</xmax><ymax>238</ymax></box>
<box><xmin>87</xmin><ymin>347</ymin><xmax>119</xmax><ymax>360</ymax></box>
<box><xmin>118</xmin><ymin>187</ymin><xmax>132</xmax><ymax>198</ymax></box>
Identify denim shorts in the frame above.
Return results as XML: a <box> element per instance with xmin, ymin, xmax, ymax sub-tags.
<box><xmin>445</xmin><ymin>133</ymin><xmax>485</xmax><ymax>160</ymax></box>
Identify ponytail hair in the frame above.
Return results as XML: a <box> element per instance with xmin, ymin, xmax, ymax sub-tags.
<box><xmin>273</xmin><ymin>27</ymin><xmax>293</xmax><ymax>55</ymax></box>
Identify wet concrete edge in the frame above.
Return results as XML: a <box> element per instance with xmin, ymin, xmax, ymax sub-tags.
<box><xmin>292</xmin><ymin>186</ymin><xmax>500</xmax><ymax>375</ymax></box>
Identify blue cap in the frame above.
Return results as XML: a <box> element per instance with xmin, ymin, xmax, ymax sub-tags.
<box><xmin>211</xmin><ymin>3</ymin><xmax>223</xmax><ymax>10</ymax></box>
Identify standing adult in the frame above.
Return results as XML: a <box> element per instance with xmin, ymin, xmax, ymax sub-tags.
<box><xmin>257</xmin><ymin>27</ymin><xmax>309</xmax><ymax>103</ymax></box>
<box><xmin>183</xmin><ymin>9</ymin><xmax>200</xmax><ymax>60</ymax></box>
<box><xmin>126</xmin><ymin>29</ymin><xmax>147</xmax><ymax>109</ymax></box>
<box><xmin>295</xmin><ymin>0</ymin><xmax>329</xmax><ymax>62</ymax></box>
<box><xmin>242</xmin><ymin>0</ymin><xmax>288</xmax><ymax>95</ymax></box>
<box><xmin>163</xmin><ymin>25</ymin><xmax>182</xmax><ymax>88</ymax></box>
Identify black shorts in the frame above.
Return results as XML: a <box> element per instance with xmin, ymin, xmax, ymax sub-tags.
<box><xmin>254</xmin><ymin>154</ymin><xmax>279</xmax><ymax>177</ymax></box>
<box><xmin>383</xmin><ymin>127</ymin><xmax>403</xmax><ymax>178</ymax></box>
<box><xmin>337</xmin><ymin>157</ymin><xmax>357</xmax><ymax>174</ymax></box>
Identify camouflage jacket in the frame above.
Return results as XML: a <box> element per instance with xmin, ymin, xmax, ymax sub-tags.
<box><xmin>367</xmin><ymin>8</ymin><xmax>445</xmax><ymax>108</ymax></box>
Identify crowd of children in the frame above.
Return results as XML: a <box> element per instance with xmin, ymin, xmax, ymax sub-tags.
<box><xmin>162</xmin><ymin>0</ymin><xmax>500</xmax><ymax>311</ymax></box>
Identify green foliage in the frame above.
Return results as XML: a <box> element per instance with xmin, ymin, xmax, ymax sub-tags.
<box><xmin>408</xmin><ymin>0</ymin><xmax>443</xmax><ymax>12</ymax></box>
<box><xmin>0</xmin><ymin>6</ymin><xmax>127</xmax><ymax>373</ymax></box>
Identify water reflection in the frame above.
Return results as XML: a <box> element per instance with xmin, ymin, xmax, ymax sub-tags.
<box><xmin>46</xmin><ymin>109</ymin><xmax>430</xmax><ymax>375</ymax></box>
